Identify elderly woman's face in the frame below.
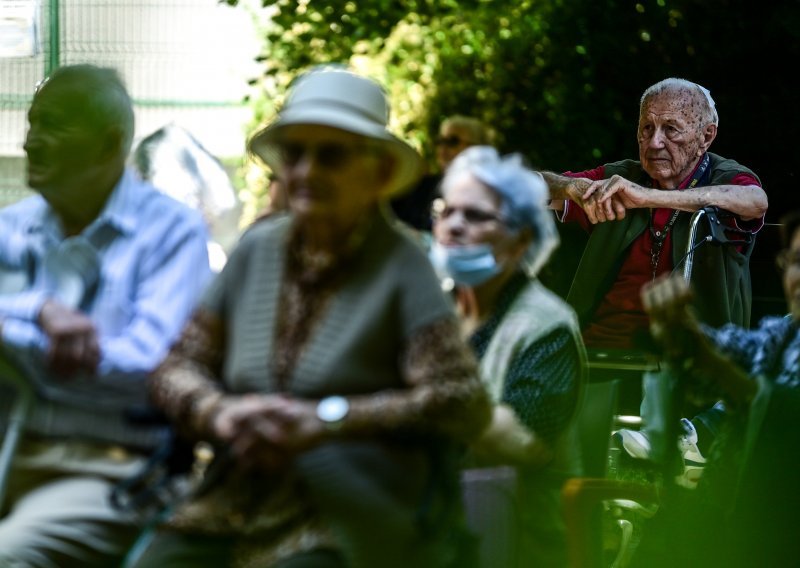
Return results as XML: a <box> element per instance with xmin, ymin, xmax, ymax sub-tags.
<box><xmin>433</xmin><ymin>172</ymin><xmax>525</xmax><ymax>265</ymax></box>
<box><xmin>275</xmin><ymin>125</ymin><xmax>387</xmax><ymax>226</ymax></box>
<box><xmin>637</xmin><ymin>90</ymin><xmax>716</xmax><ymax>189</ymax></box>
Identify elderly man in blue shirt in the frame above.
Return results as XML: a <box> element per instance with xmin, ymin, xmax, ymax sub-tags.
<box><xmin>0</xmin><ymin>64</ymin><xmax>211</xmax><ymax>566</ymax></box>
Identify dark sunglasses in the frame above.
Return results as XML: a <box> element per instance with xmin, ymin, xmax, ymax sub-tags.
<box><xmin>434</xmin><ymin>135</ymin><xmax>468</xmax><ymax>148</ymax></box>
<box><xmin>278</xmin><ymin>141</ymin><xmax>376</xmax><ymax>169</ymax></box>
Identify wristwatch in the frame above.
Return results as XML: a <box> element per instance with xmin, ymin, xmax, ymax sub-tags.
<box><xmin>316</xmin><ymin>395</ymin><xmax>349</xmax><ymax>431</ymax></box>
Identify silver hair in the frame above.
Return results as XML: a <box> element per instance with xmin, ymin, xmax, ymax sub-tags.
<box><xmin>442</xmin><ymin>146</ymin><xmax>559</xmax><ymax>278</ymax></box>
<box><xmin>640</xmin><ymin>77</ymin><xmax>719</xmax><ymax>127</ymax></box>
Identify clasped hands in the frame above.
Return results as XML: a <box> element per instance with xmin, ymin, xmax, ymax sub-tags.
<box><xmin>212</xmin><ymin>394</ymin><xmax>328</xmax><ymax>472</ymax></box>
<box><xmin>570</xmin><ymin>175</ymin><xmax>652</xmax><ymax>224</ymax></box>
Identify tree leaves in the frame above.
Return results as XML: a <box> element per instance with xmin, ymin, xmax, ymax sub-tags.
<box><xmin>225</xmin><ymin>0</ymin><xmax>798</xmax><ymax>221</ymax></box>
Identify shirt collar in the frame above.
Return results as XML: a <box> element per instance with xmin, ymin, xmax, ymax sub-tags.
<box><xmin>25</xmin><ymin>168</ymin><xmax>142</xmax><ymax>239</ymax></box>
<box><xmin>87</xmin><ymin>168</ymin><xmax>140</xmax><ymax>236</ymax></box>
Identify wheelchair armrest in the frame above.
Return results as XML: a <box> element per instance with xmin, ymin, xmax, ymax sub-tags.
<box><xmin>562</xmin><ymin>478</ymin><xmax>659</xmax><ymax>568</ymax></box>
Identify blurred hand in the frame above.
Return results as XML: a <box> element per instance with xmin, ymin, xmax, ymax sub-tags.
<box><xmin>641</xmin><ymin>275</ymin><xmax>698</xmax><ymax>360</ymax></box>
<box><xmin>642</xmin><ymin>275</ymin><xmax>757</xmax><ymax>409</ymax></box>
<box><xmin>642</xmin><ymin>274</ymin><xmax>694</xmax><ymax>328</ymax></box>
<box><xmin>212</xmin><ymin>394</ymin><xmax>327</xmax><ymax>472</ymax></box>
<box><xmin>38</xmin><ymin>299</ymin><xmax>100</xmax><ymax>376</ymax></box>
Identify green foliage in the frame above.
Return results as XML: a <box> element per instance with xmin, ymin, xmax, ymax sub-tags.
<box><xmin>226</xmin><ymin>0</ymin><xmax>799</xmax><ymax>221</ymax></box>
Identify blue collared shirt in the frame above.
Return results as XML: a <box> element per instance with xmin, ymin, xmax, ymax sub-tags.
<box><xmin>0</xmin><ymin>169</ymin><xmax>211</xmax><ymax>411</ymax></box>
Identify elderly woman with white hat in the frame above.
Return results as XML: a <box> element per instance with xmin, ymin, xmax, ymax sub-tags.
<box><xmin>430</xmin><ymin>146</ymin><xmax>587</xmax><ymax>567</ymax></box>
<box><xmin>133</xmin><ymin>66</ymin><xmax>490</xmax><ymax>567</ymax></box>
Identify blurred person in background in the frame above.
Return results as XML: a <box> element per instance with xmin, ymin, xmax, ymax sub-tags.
<box><xmin>391</xmin><ymin>115</ymin><xmax>495</xmax><ymax>232</ymax></box>
<box><xmin>132</xmin><ymin>123</ymin><xmax>241</xmax><ymax>272</ymax></box>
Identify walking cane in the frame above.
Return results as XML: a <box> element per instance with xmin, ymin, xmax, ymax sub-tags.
<box><xmin>0</xmin><ymin>354</ymin><xmax>33</xmax><ymax>510</ymax></box>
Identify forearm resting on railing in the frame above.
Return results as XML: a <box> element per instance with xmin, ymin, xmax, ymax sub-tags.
<box><xmin>635</xmin><ymin>183</ymin><xmax>767</xmax><ymax>221</ymax></box>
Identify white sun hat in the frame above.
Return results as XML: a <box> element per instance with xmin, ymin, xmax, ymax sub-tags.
<box><xmin>248</xmin><ymin>65</ymin><xmax>425</xmax><ymax>198</ymax></box>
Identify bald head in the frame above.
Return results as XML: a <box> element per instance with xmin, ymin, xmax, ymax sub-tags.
<box><xmin>37</xmin><ymin>64</ymin><xmax>135</xmax><ymax>155</ymax></box>
<box><xmin>25</xmin><ymin>65</ymin><xmax>135</xmax><ymax>232</ymax></box>
<box><xmin>640</xmin><ymin>78</ymin><xmax>718</xmax><ymax>128</ymax></box>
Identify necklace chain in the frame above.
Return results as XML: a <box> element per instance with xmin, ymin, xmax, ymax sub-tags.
<box><xmin>649</xmin><ymin>209</ymin><xmax>681</xmax><ymax>280</ymax></box>
<box><xmin>648</xmin><ymin>153</ymin><xmax>711</xmax><ymax>281</ymax></box>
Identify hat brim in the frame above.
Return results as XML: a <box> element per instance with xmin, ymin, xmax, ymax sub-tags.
<box><xmin>248</xmin><ymin>106</ymin><xmax>425</xmax><ymax>199</ymax></box>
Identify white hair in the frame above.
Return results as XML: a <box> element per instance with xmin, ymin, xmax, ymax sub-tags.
<box><xmin>641</xmin><ymin>77</ymin><xmax>719</xmax><ymax>126</ymax></box>
<box><xmin>442</xmin><ymin>146</ymin><xmax>559</xmax><ymax>278</ymax></box>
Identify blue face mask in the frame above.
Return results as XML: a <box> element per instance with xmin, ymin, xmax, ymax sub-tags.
<box><xmin>429</xmin><ymin>241</ymin><xmax>501</xmax><ymax>287</ymax></box>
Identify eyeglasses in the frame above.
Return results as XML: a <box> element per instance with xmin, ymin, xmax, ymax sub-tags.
<box><xmin>431</xmin><ymin>200</ymin><xmax>504</xmax><ymax>225</ymax></box>
<box><xmin>776</xmin><ymin>249</ymin><xmax>800</xmax><ymax>272</ymax></box>
<box><xmin>277</xmin><ymin>141</ymin><xmax>376</xmax><ymax>169</ymax></box>
<box><xmin>434</xmin><ymin>135</ymin><xmax>469</xmax><ymax>148</ymax></box>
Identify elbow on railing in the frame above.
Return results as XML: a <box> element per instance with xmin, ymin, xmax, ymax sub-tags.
<box><xmin>750</xmin><ymin>194</ymin><xmax>769</xmax><ymax>221</ymax></box>
<box><xmin>737</xmin><ymin>188</ymin><xmax>768</xmax><ymax>221</ymax></box>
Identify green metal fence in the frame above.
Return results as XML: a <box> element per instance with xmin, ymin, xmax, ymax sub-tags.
<box><xmin>0</xmin><ymin>0</ymin><xmax>258</xmax><ymax>206</ymax></box>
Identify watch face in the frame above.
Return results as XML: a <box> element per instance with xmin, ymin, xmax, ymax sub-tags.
<box><xmin>317</xmin><ymin>396</ymin><xmax>349</xmax><ymax>423</ymax></box>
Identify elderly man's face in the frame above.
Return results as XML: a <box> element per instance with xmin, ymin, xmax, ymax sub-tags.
<box><xmin>783</xmin><ymin>227</ymin><xmax>800</xmax><ymax>322</ymax></box>
<box><xmin>276</xmin><ymin>125</ymin><xmax>387</xmax><ymax>226</ymax></box>
<box><xmin>637</xmin><ymin>90</ymin><xmax>716</xmax><ymax>189</ymax></box>
<box><xmin>24</xmin><ymin>84</ymin><xmax>107</xmax><ymax>197</ymax></box>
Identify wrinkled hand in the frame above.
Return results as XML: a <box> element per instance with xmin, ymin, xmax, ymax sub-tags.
<box><xmin>38</xmin><ymin>299</ymin><xmax>100</xmax><ymax>376</ymax></box>
<box><xmin>565</xmin><ymin>177</ymin><xmax>593</xmax><ymax>210</ymax></box>
<box><xmin>581</xmin><ymin>175</ymin><xmax>653</xmax><ymax>223</ymax></box>
<box><xmin>212</xmin><ymin>394</ymin><xmax>327</xmax><ymax>472</ymax></box>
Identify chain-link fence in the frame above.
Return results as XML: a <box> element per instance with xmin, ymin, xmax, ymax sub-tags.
<box><xmin>0</xmin><ymin>0</ymin><xmax>259</xmax><ymax>206</ymax></box>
